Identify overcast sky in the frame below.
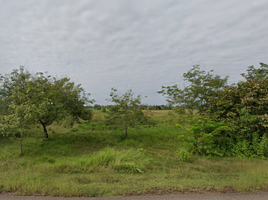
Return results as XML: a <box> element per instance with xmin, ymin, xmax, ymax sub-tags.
<box><xmin>0</xmin><ymin>0</ymin><xmax>268</xmax><ymax>105</ymax></box>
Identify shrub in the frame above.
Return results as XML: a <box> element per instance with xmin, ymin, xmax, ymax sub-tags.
<box><xmin>179</xmin><ymin>116</ymin><xmax>268</xmax><ymax>158</ymax></box>
<box><xmin>210</xmin><ymin>79</ymin><xmax>268</xmax><ymax>140</ymax></box>
<box><xmin>101</xmin><ymin>106</ymin><xmax>106</xmax><ymax>113</ymax></box>
<box><xmin>177</xmin><ymin>149</ymin><xmax>190</xmax><ymax>162</ymax></box>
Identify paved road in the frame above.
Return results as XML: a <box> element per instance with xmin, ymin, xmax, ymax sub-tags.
<box><xmin>1</xmin><ymin>193</ymin><xmax>268</xmax><ymax>200</ymax></box>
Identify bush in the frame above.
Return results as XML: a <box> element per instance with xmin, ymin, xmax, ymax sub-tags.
<box><xmin>210</xmin><ymin>79</ymin><xmax>268</xmax><ymax>140</ymax></box>
<box><xmin>101</xmin><ymin>106</ymin><xmax>106</xmax><ymax>113</ymax></box>
<box><xmin>177</xmin><ymin>149</ymin><xmax>190</xmax><ymax>162</ymax></box>
<box><xmin>179</xmin><ymin>116</ymin><xmax>268</xmax><ymax>158</ymax></box>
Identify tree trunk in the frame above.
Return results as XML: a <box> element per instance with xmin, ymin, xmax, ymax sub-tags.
<box><xmin>125</xmin><ymin>126</ymin><xmax>128</xmax><ymax>139</ymax></box>
<box><xmin>42</xmin><ymin>124</ymin><xmax>49</xmax><ymax>138</ymax></box>
<box><xmin>190</xmin><ymin>109</ymin><xmax>193</xmax><ymax>119</ymax></box>
<box><xmin>20</xmin><ymin>130</ymin><xmax>23</xmax><ymax>155</ymax></box>
<box><xmin>40</xmin><ymin>120</ymin><xmax>49</xmax><ymax>138</ymax></box>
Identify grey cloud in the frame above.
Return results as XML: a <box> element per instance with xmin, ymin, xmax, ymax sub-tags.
<box><xmin>1</xmin><ymin>0</ymin><xmax>268</xmax><ymax>104</ymax></box>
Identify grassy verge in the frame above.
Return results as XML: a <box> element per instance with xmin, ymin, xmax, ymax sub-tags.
<box><xmin>1</xmin><ymin>111</ymin><xmax>268</xmax><ymax>197</ymax></box>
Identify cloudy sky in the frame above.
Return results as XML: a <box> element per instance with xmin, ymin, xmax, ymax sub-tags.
<box><xmin>0</xmin><ymin>0</ymin><xmax>268</xmax><ymax>105</ymax></box>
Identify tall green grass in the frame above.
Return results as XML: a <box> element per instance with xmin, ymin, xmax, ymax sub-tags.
<box><xmin>1</xmin><ymin>111</ymin><xmax>268</xmax><ymax>196</ymax></box>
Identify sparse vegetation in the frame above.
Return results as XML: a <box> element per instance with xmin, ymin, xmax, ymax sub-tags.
<box><xmin>1</xmin><ymin>64</ymin><xmax>268</xmax><ymax>197</ymax></box>
<box><xmin>105</xmin><ymin>88</ymin><xmax>155</xmax><ymax>139</ymax></box>
<box><xmin>0</xmin><ymin>110</ymin><xmax>268</xmax><ymax>197</ymax></box>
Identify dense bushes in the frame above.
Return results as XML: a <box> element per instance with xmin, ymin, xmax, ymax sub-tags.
<box><xmin>179</xmin><ymin>116</ymin><xmax>268</xmax><ymax>158</ymax></box>
<box><xmin>178</xmin><ymin>117</ymin><xmax>233</xmax><ymax>157</ymax></box>
<box><xmin>178</xmin><ymin>79</ymin><xmax>268</xmax><ymax>158</ymax></box>
<box><xmin>176</xmin><ymin>64</ymin><xmax>268</xmax><ymax>158</ymax></box>
<box><xmin>209</xmin><ymin>79</ymin><xmax>268</xmax><ymax>157</ymax></box>
<box><xmin>209</xmin><ymin>79</ymin><xmax>268</xmax><ymax>138</ymax></box>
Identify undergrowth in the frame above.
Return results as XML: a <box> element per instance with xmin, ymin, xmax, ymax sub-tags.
<box><xmin>1</xmin><ymin>110</ymin><xmax>268</xmax><ymax>197</ymax></box>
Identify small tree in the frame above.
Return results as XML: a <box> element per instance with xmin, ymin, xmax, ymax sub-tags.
<box><xmin>105</xmin><ymin>88</ymin><xmax>154</xmax><ymax>139</ymax></box>
<box><xmin>101</xmin><ymin>106</ymin><xmax>107</xmax><ymax>113</ymax></box>
<box><xmin>241</xmin><ymin>62</ymin><xmax>268</xmax><ymax>81</ymax></box>
<box><xmin>158</xmin><ymin>65</ymin><xmax>229</xmax><ymax>118</ymax></box>
<box><xmin>0</xmin><ymin>67</ymin><xmax>94</xmax><ymax>138</ymax></box>
<box><xmin>30</xmin><ymin>75</ymin><xmax>94</xmax><ymax>138</ymax></box>
<box><xmin>93</xmin><ymin>104</ymin><xmax>102</xmax><ymax>110</ymax></box>
<box><xmin>0</xmin><ymin>74</ymin><xmax>42</xmax><ymax>154</ymax></box>
<box><xmin>158</xmin><ymin>85</ymin><xmax>199</xmax><ymax>118</ymax></box>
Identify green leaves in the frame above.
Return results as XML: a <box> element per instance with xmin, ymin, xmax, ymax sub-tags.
<box><xmin>241</xmin><ymin>62</ymin><xmax>268</xmax><ymax>81</ymax></box>
<box><xmin>158</xmin><ymin>65</ymin><xmax>229</xmax><ymax>118</ymax></box>
<box><xmin>0</xmin><ymin>66</ymin><xmax>94</xmax><ymax>139</ymax></box>
<box><xmin>179</xmin><ymin>117</ymin><xmax>233</xmax><ymax>157</ymax></box>
<box><xmin>206</xmin><ymin>73</ymin><xmax>268</xmax><ymax>158</ymax></box>
<box><xmin>0</xmin><ymin>114</ymin><xmax>18</xmax><ymax>136</ymax></box>
<box><xmin>210</xmin><ymin>79</ymin><xmax>268</xmax><ymax>140</ymax></box>
<box><xmin>105</xmin><ymin>88</ymin><xmax>155</xmax><ymax>139</ymax></box>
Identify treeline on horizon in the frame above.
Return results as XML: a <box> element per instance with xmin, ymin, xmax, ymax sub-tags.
<box><xmin>91</xmin><ymin>104</ymin><xmax>173</xmax><ymax>111</ymax></box>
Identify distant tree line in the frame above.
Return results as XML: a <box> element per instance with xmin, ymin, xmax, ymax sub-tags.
<box><xmin>91</xmin><ymin>104</ymin><xmax>173</xmax><ymax>111</ymax></box>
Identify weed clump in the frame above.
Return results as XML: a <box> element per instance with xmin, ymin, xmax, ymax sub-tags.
<box><xmin>87</xmin><ymin>147</ymin><xmax>149</xmax><ymax>174</ymax></box>
<box><xmin>177</xmin><ymin>149</ymin><xmax>190</xmax><ymax>162</ymax></box>
<box><xmin>53</xmin><ymin>147</ymin><xmax>150</xmax><ymax>174</ymax></box>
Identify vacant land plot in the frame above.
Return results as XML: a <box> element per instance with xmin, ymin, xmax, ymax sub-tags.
<box><xmin>0</xmin><ymin>110</ymin><xmax>268</xmax><ymax>197</ymax></box>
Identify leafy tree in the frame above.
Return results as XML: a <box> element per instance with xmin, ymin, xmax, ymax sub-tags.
<box><xmin>209</xmin><ymin>79</ymin><xmax>268</xmax><ymax>140</ymax></box>
<box><xmin>0</xmin><ymin>66</ymin><xmax>32</xmax><ymax>107</ymax></box>
<box><xmin>158</xmin><ymin>85</ymin><xmax>198</xmax><ymax>118</ymax></box>
<box><xmin>105</xmin><ymin>88</ymin><xmax>155</xmax><ymax>139</ymax></box>
<box><xmin>30</xmin><ymin>75</ymin><xmax>94</xmax><ymax>138</ymax></box>
<box><xmin>0</xmin><ymin>76</ymin><xmax>8</xmax><ymax>115</ymax></box>
<box><xmin>0</xmin><ymin>70</ymin><xmax>41</xmax><ymax>154</ymax></box>
<box><xmin>0</xmin><ymin>67</ymin><xmax>94</xmax><ymax>138</ymax></box>
<box><xmin>101</xmin><ymin>106</ymin><xmax>106</xmax><ymax>113</ymax></box>
<box><xmin>158</xmin><ymin>65</ymin><xmax>229</xmax><ymax>118</ymax></box>
<box><xmin>241</xmin><ymin>62</ymin><xmax>268</xmax><ymax>81</ymax></box>
<box><xmin>0</xmin><ymin>99</ymin><xmax>8</xmax><ymax>115</ymax></box>
<box><xmin>93</xmin><ymin>104</ymin><xmax>102</xmax><ymax>110</ymax></box>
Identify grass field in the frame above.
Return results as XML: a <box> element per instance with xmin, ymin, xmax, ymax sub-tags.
<box><xmin>1</xmin><ymin>110</ymin><xmax>268</xmax><ymax>197</ymax></box>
